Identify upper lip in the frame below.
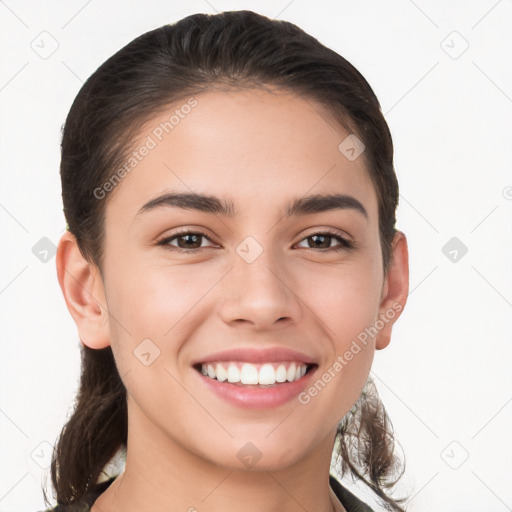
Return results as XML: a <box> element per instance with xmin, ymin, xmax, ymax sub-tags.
<box><xmin>193</xmin><ymin>347</ymin><xmax>317</xmax><ymax>366</ymax></box>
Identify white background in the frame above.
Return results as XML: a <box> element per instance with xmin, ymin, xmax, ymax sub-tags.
<box><xmin>1</xmin><ymin>1</ymin><xmax>511</xmax><ymax>511</ymax></box>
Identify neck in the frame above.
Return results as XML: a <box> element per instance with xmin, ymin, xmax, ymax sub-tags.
<box><xmin>93</xmin><ymin>403</ymin><xmax>346</xmax><ymax>512</ymax></box>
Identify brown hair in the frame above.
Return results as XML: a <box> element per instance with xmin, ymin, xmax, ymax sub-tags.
<box><xmin>47</xmin><ymin>10</ymin><xmax>406</xmax><ymax>511</ymax></box>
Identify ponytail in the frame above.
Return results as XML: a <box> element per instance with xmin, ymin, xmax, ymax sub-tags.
<box><xmin>43</xmin><ymin>346</ymin><xmax>127</xmax><ymax>507</ymax></box>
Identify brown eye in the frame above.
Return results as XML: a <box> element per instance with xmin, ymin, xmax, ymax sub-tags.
<box><xmin>174</xmin><ymin>233</ymin><xmax>203</xmax><ymax>249</ymax></box>
<box><xmin>157</xmin><ymin>231</ymin><xmax>216</xmax><ymax>252</ymax></box>
<box><xmin>297</xmin><ymin>232</ymin><xmax>353</xmax><ymax>251</ymax></box>
<box><xmin>308</xmin><ymin>234</ymin><xmax>332</xmax><ymax>249</ymax></box>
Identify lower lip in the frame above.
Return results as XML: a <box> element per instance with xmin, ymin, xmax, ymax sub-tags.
<box><xmin>196</xmin><ymin>366</ymin><xmax>318</xmax><ymax>409</ymax></box>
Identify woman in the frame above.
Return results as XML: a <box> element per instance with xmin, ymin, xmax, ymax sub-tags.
<box><xmin>43</xmin><ymin>9</ymin><xmax>409</xmax><ymax>512</ymax></box>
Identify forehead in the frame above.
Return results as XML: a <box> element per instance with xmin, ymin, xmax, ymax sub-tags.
<box><xmin>104</xmin><ymin>87</ymin><xmax>378</xmax><ymax>224</ymax></box>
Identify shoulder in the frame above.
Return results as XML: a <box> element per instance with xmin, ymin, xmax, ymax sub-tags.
<box><xmin>329</xmin><ymin>474</ymin><xmax>375</xmax><ymax>512</ymax></box>
<box><xmin>36</xmin><ymin>477</ymin><xmax>117</xmax><ymax>512</ymax></box>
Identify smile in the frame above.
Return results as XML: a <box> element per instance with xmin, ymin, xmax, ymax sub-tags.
<box><xmin>196</xmin><ymin>361</ymin><xmax>314</xmax><ymax>386</ymax></box>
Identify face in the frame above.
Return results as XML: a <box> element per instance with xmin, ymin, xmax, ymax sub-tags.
<box><xmin>84</xmin><ymin>88</ymin><xmax>401</xmax><ymax>471</ymax></box>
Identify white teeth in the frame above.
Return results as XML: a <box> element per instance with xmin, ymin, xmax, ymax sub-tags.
<box><xmin>215</xmin><ymin>364</ymin><xmax>228</xmax><ymax>382</ymax></box>
<box><xmin>227</xmin><ymin>365</ymin><xmax>241</xmax><ymax>383</ymax></box>
<box><xmin>258</xmin><ymin>364</ymin><xmax>275</xmax><ymax>385</ymax></box>
<box><xmin>240</xmin><ymin>363</ymin><xmax>259</xmax><ymax>384</ymax></box>
<box><xmin>286</xmin><ymin>363</ymin><xmax>296</xmax><ymax>382</ymax></box>
<box><xmin>275</xmin><ymin>364</ymin><xmax>287</xmax><ymax>382</ymax></box>
<box><xmin>199</xmin><ymin>361</ymin><xmax>309</xmax><ymax>385</ymax></box>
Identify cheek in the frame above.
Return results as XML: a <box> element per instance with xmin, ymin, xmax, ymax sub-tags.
<box><xmin>101</xmin><ymin>260</ymin><xmax>211</xmax><ymax>424</ymax></box>
<box><xmin>305</xmin><ymin>255</ymin><xmax>383</xmax><ymax>340</ymax></box>
<box><xmin>298</xmin><ymin>256</ymin><xmax>381</xmax><ymax>409</ymax></box>
<box><xmin>103</xmin><ymin>257</ymin><xmax>218</xmax><ymax>363</ymax></box>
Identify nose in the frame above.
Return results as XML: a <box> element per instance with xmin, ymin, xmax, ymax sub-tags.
<box><xmin>217</xmin><ymin>246</ymin><xmax>302</xmax><ymax>330</ymax></box>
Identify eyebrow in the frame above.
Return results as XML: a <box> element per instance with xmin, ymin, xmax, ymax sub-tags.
<box><xmin>136</xmin><ymin>192</ymin><xmax>368</xmax><ymax>220</ymax></box>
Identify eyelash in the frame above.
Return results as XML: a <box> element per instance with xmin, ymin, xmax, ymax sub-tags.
<box><xmin>156</xmin><ymin>229</ymin><xmax>355</xmax><ymax>253</ymax></box>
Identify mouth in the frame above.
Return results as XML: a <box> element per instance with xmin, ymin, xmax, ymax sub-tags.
<box><xmin>193</xmin><ymin>361</ymin><xmax>318</xmax><ymax>387</ymax></box>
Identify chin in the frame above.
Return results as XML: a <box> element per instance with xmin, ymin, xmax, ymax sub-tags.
<box><xmin>199</xmin><ymin>435</ymin><xmax>312</xmax><ymax>473</ymax></box>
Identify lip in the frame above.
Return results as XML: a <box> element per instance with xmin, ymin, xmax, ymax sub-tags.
<box><xmin>195</xmin><ymin>364</ymin><xmax>318</xmax><ymax>409</ymax></box>
<box><xmin>192</xmin><ymin>346</ymin><xmax>317</xmax><ymax>366</ymax></box>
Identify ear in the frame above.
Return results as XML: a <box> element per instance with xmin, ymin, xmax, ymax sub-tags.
<box><xmin>56</xmin><ymin>231</ymin><xmax>111</xmax><ymax>349</ymax></box>
<box><xmin>375</xmin><ymin>230</ymin><xmax>409</xmax><ymax>350</ymax></box>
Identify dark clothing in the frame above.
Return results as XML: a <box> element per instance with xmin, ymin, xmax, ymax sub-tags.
<box><xmin>329</xmin><ymin>475</ymin><xmax>375</xmax><ymax>512</ymax></box>
<box><xmin>40</xmin><ymin>474</ymin><xmax>374</xmax><ymax>511</ymax></box>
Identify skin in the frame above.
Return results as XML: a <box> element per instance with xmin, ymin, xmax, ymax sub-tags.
<box><xmin>57</xmin><ymin>87</ymin><xmax>409</xmax><ymax>512</ymax></box>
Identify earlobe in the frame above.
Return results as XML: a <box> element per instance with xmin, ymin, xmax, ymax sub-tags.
<box><xmin>375</xmin><ymin>230</ymin><xmax>409</xmax><ymax>350</ymax></box>
<box><xmin>56</xmin><ymin>231</ymin><xmax>111</xmax><ymax>349</ymax></box>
